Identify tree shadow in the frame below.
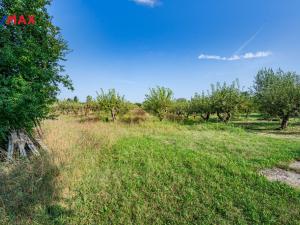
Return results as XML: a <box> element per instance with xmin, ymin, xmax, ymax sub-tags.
<box><xmin>0</xmin><ymin>152</ymin><xmax>71</xmax><ymax>224</ymax></box>
<box><xmin>231</xmin><ymin>121</ymin><xmax>279</xmax><ymax>131</ymax></box>
<box><xmin>231</xmin><ymin>119</ymin><xmax>300</xmax><ymax>136</ymax></box>
<box><xmin>180</xmin><ymin>115</ymin><xmax>300</xmax><ymax>137</ymax></box>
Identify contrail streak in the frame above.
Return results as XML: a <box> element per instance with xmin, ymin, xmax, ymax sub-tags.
<box><xmin>234</xmin><ymin>25</ymin><xmax>265</xmax><ymax>55</ymax></box>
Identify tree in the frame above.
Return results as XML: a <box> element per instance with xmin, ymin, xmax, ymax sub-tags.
<box><xmin>254</xmin><ymin>69</ymin><xmax>300</xmax><ymax>129</ymax></box>
<box><xmin>0</xmin><ymin>0</ymin><xmax>72</xmax><ymax>159</ymax></box>
<box><xmin>170</xmin><ymin>98</ymin><xmax>190</xmax><ymax>119</ymax></box>
<box><xmin>86</xmin><ymin>95</ymin><xmax>93</xmax><ymax>103</ymax></box>
<box><xmin>83</xmin><ymin>95</ymin><xmax>97</xmax><ymax>116</ymax></box>
<box><xmin>210</xmin><ymin>81</ymin><xmax>241</xmax><ymax>123</ymax></box>
<box><xmin>143</xmin><ymin>86</ymin><xmax>174</xmax><ymax>121</ymax></box>
<box><xmin>96</xmin><ymin>89</ymin><xmax>126</xmax><ymax>122</ymax></box>
<box><xmin>190</xmin><ymin>92</ymin><xmax>212</xmax><ymax>121</ymax></box>
<box><xmin>239</xmin><ymin>91</ymin><xmax>255</xmax><ymax>118</ymax></box>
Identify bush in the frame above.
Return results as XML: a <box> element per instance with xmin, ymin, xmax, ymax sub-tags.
<box><xmin>165</xmin><ymin>112</ymin><xmax>185</xmax><ymax>122</ymax></box>
<box><xmin>122</xmin><ymin>108</ymin><xmax>149</xmax><ymax>124</ymax></box>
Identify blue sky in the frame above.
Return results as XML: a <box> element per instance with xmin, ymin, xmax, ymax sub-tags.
<box><xmin>49</xmin><ymin>0</ymin><xmax>300</xmax><ymax>102</ymax></box>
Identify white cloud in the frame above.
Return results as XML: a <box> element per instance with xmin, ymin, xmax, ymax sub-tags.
<box><xmin>243</xmin><ymin>51</ymin><xmax>272</xmax><ymax>59</ymax></box>
<box><xmin>198</xmin><ymin>51</ymin><xmax>272</xmax><ymax>61</ymax></box>
<box><xmin>132</xmin><ymin>0</ymin><xmax>159</xmax><ymax>7</ymax></box>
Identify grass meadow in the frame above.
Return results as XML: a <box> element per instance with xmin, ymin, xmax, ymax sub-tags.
<box><xmin>0</xmin><ymin>115</ymin><xmax>300</xmax><ymax>224</ymax></box>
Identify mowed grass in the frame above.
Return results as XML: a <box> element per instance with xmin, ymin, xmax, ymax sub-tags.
<box><xmin>1</xmin><ymin>116</ymin><xmax>300</xmax><ymax>224</ymax></box>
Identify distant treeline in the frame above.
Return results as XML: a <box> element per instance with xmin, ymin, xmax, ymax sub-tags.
<box><xmin>53</xmin><ymin>68</ymin><xmax>300</xmax><ymax>129</ymax></box>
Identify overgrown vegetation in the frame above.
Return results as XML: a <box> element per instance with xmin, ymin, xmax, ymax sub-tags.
<box><xmin>1</xmin><ymin>116</ymin><xmax>299</xmax><ymax>224</ymax></box>
<box><xmin>0</xmin><ymin>1</ymin><xmax>299</xmax><ymax>223</ymax></box>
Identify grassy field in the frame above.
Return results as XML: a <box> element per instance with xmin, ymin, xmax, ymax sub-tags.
<box><xmin>1</xmin><ymin>116</ymin><xmax>300</xmax><ymax>224</ymax></box>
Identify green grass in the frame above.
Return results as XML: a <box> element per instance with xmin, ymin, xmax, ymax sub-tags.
<box><xmin>1</xmin><ymin>117</ymin><xmax>300</xmax><ymax>224</ymax></box>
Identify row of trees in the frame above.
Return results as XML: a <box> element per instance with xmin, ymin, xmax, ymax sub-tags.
<box><xmin>54</xmin><ymin>69</ymin><xmax>300</xmax><ymax>129</ymax></box>
<box><xmin>143</xmin><ymin>81</ymin><xmax>253</xmax><ymax>123</ymax></box>
<box><xmin>144</xmin><ymin>69</ymin><xmax>300</xmax><ymax>129</ymax></box>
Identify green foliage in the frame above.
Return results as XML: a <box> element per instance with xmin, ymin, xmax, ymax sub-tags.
<box><xmin>84</xmin><ymin>95</ymin><xmax>98</xmax><ymax>116</ymax></box>
<box><xmin>96</xmin><ymin>89</ymin><xmax>128</xmax><ymax>122</ymax></box>
<box><xmin>190</xmin><ymin>92</ymin><xmax>212</xmax><ymax>121</ymax></box>
<box><xmin>86</xmin><ymin>95</ymin><xmax>93</xmax><ymax>103</ymax></box>
<box><xmin>169</xmin><ymin>98</ymin><xmax>190</xmax><ymax>120</ymax></box>
<box><xmin>143</xmin><ymin>86</ymin><xmax>174</xmax><ymax>121</ymax></box>
<box><xmin>73</xmin><ymin>96</ymin><xmax>79</xmax><ymax>103</ymax></box>
<box><xmin>0</xmin><ymin>0</ymin><xmax>72</xmax><ymax>142</ymax></box>
<box><xmin>254</xmin><ymin>69</ymin><xmax>300</xmax><ymax>129</ymax></box>
<box><xmin>54</xmin><ymin>100</ymin><xmax>83</xmax><ymax>115</ymax></box>
<box><xmin>239</xmin><ymin>91</ymin><xmax>255</xmax><ymax>117</ymax></box>
<box><xmin>210</xmin><ymin>80</ymin><xmax>242</xmax><ymax>122</ymax></box>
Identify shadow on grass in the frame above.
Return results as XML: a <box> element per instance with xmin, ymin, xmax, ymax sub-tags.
<box><xmin>180</xmin><ymin>115</ymin><xmax>300</xmax><ymax>137</ymax></box>
<box><xmin>231</xmin><ymin>121</ymin><xmax>279</xmax><ymax>131</ymax></box>
<box><xmin>0</xmin><ymin>152</ymin><xmax>71</xmax><ymax>224</ymax></box>
<box><xmin>227</xmin><ymin>119</ymin><xmax>300</xmax><ymax>137</ymax></box>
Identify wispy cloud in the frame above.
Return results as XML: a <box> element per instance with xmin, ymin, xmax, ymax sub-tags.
<box><xmin>198</xmin><ymin>51</ymin><xmax>272</xmax><ymax>61</ymax></box>
<box><xmin>132</xmin><ymin>0</ymin><xmax>159</xmax><ymax>7</ymax></box>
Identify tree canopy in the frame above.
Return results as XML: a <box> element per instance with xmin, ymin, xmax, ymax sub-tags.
<box><xmin>97</xmin><ymin>89</ymin><xmax>127</xmax><ymax>122</ymax></box>
<box><xmin>210</xmin><ymin>81</ymin><xmax>242</xmax><ymax>122</ymax></box>
<box><xmin>0</xmin><ymin>0</ymin><xmax>72</xmax><ymax>146</ymax></box>
<box><xmin>143</xmin><ymin>86</ymin><xmax>174</xmax><ymax>121</ymax></box>
<box><xmin>190</xmin><ymin>92</ymin><xmax>212</xmax><ymax>121</ymax></box>
<box><xmin>254</xmin><ymin>69</ymin><xmax>300</xmax><ymax>129</ymax></box>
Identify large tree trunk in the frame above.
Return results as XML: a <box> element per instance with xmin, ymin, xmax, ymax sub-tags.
<box><xmin>225</xmin><ymin>112</ymin><xmax>231</xmax><ymax>123</ymax></box>
<box><xmin>6</xmin><ymin>130</ymin><xmax>40</xmax><ymax>161</ymax></box>
<box><xmin>280</xmin><ymin>115</ymin><xmax>289</xmax><ymax>129</ymax></box>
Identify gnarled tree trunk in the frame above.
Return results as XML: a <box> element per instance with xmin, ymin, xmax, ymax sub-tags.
<box><xmin>280</xmin><ymin>115</ymin><xmax>289</xmax><ymax>129</ymax></box>
<box><xmin>6</xmin><ymin>130</ymin><xmax>40</xmax><ymax>161</ymax></box>
<box><xmin>217</xmin><ymin>112</ymin><xmax>231</xmax><ymax>123</ymax></box>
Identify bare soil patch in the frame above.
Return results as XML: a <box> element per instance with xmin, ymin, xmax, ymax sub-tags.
<box><xmin>261</xmin><ymin>167</ymin><xmax>300</xmax><ymax>188</ymax></box>
<box><xmin>289</xmin><ymin>161</ymin><xmax>300</xmax><ymax>172</ymax></box>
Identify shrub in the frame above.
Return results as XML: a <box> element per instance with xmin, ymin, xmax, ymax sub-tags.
<box><xmin>122</xmin><ymin>108</ymin><xmax>149</xmax><ymax>124</ymax></box>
